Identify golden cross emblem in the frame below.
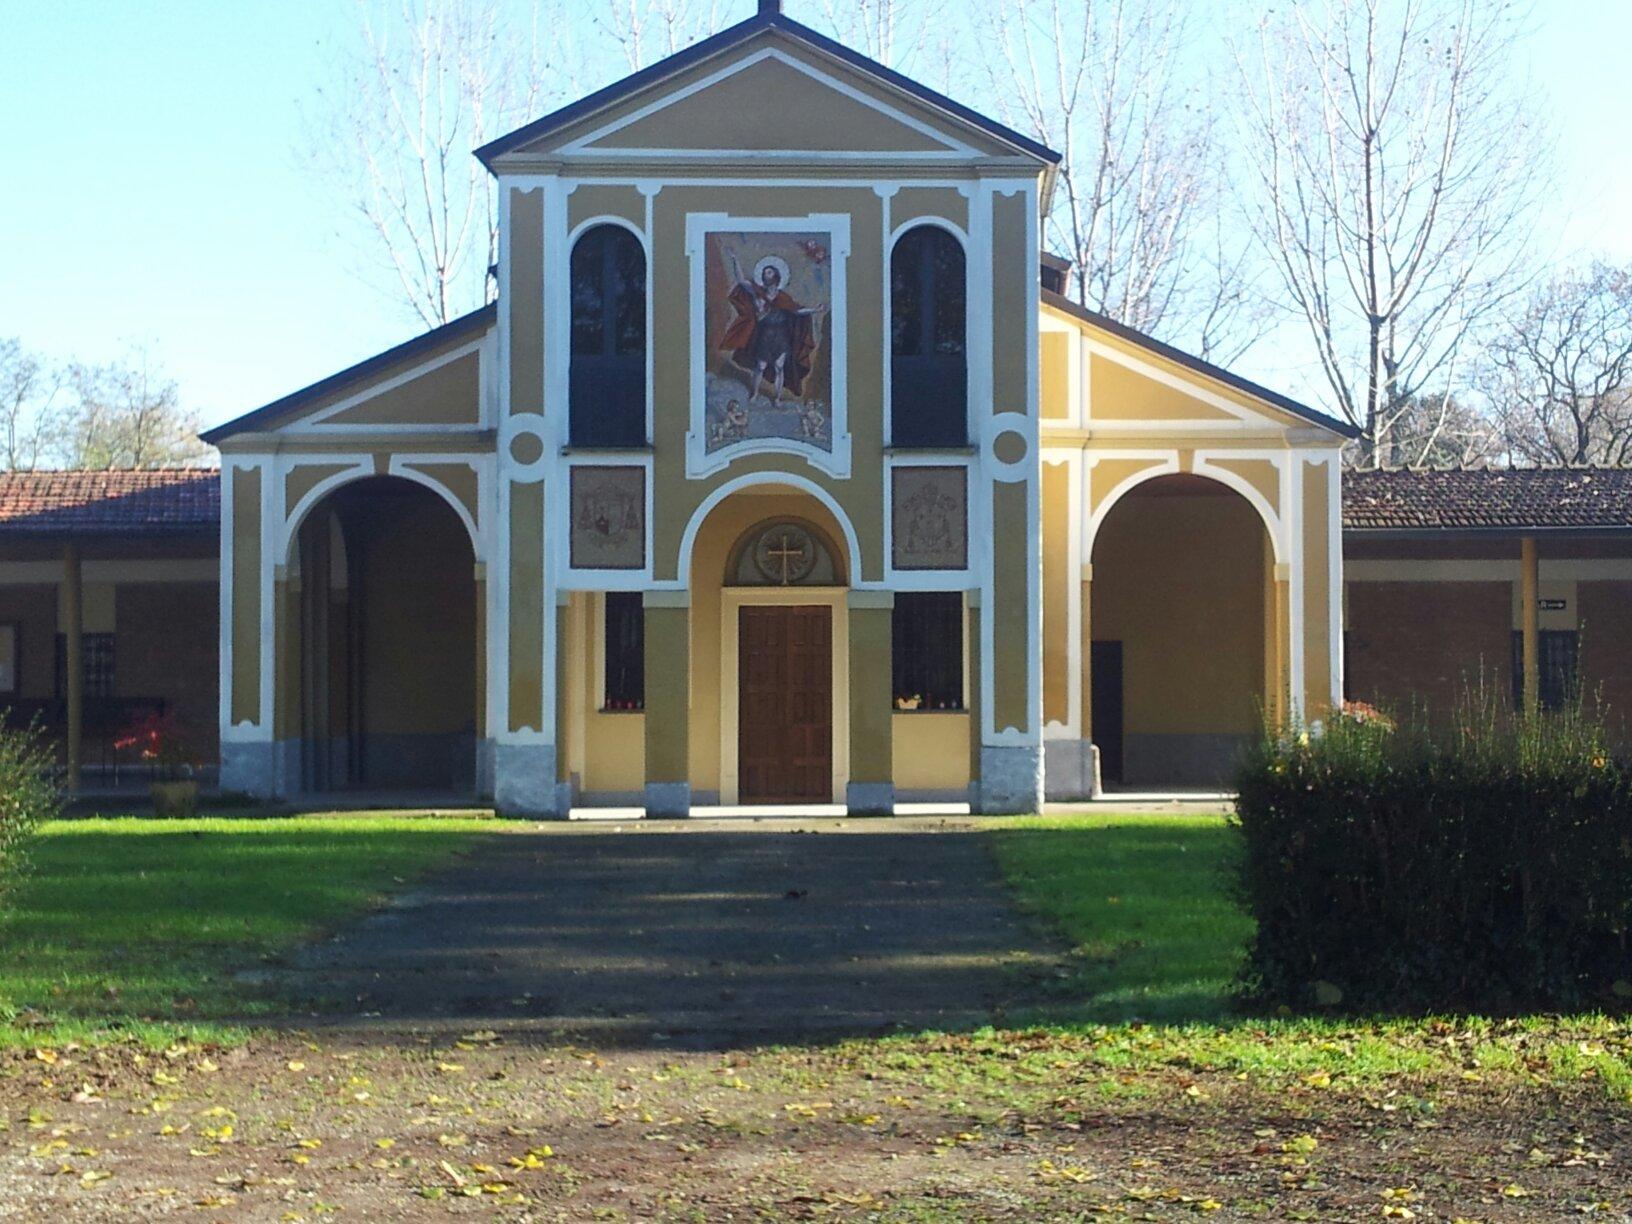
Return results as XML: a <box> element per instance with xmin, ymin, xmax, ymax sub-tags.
<box><xmin>766</xmin><ymin>532</ymin><xmax>804</xmax><ymax>584</ymax></box>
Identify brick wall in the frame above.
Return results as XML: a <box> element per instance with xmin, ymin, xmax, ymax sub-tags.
<box><xmin>0</xmin><ymin>585</ymin><xmax>61</xmax><ymax>700</ymax></box>
<box><xmin>1578</xmin><ymin>581</ymin><xmax>1632</xmax><ymax>750</ymax></box>
<box><xmin>1345</xmin><ymin>581</ymin><xmax>1512</xmax><ymax>721</ymax></box>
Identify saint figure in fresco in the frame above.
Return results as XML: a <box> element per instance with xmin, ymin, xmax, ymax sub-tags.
<box><xmin>719</xmin><ymin>252</ymin><xmax>827</xmax><ymax>404</ymax></box>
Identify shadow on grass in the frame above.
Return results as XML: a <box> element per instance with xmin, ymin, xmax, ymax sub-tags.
<box><xmin>993</xmin><ymin>814</ymin><xmax>1250</xmax><ymax>1025</ymax></box>
<box><xmin>0</xmin><ymin>817</ymin><xmax>495</xmax><ymax>1044</ymax></box>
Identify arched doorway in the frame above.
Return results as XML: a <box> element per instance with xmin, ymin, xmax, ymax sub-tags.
<box><xmin>1090</xmin><ymin>474</ymin><xmax>1271</xmax><ymax>787</ymax></box>
<box><xmin>290</xmin><ymin>476</ymin><xmax>479</xmax><ymax>795</ymax></box>
<box><xmin>690</xmin><ymin>485</ymin><xmax>856</xmax><ymax>806</ymax></box>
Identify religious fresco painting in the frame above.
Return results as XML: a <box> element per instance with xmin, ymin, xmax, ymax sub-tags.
<box><xmin>569</xmin><ymin>465</ymin><xmax>646</xmax><ymax>569</ymax></box>
<box><xmin>703</xmin><ymin>230</ymin><xmax>834</xmax><ymax>453</ymax></box>
<box><xmin>891</xmin><ymin>465</ymin><xmax>968</xmax><ymax>570</ymax></box>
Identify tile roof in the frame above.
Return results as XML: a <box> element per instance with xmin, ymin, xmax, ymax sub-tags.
<box><xmin>1342</xmin><ymin>468</ymin><xmax>1632</xmax><ymax>532</ymax></box>
<box><xmin>0</xmin><ymin>469</ymin><xmax>220</xmax><ymax>535</ymax></box>
<box><xmin>3</xmin><ymin>466</ymin><xmax>1630</xmax><ymax>539</ymax></box>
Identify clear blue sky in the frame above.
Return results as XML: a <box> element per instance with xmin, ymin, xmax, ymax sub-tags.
<box><xmin>2</xmin><ymin>0</ymin><xmax>1628</xmax><ymax>432</ymax></box>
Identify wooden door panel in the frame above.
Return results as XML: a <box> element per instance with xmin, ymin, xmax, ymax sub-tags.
<box><xmin>738</xmin><ymin>605</ymin><xmax>832</xmax><ymax>802</ymax></box>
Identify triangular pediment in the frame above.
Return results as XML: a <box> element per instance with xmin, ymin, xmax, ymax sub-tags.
<box><xmin>573</xmin><ymin>50</ymin><xmax>970</xmax><ymax>157</ymax></box>
<box><xmin>480</xmin><ymin>18</ymin><xmax>1057</xmax><ymax>167</ymax></box>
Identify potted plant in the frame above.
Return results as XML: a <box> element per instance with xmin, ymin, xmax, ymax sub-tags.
<box><xmin>115</xmin><ymin>711</ymin><xmax>200</xmax><ymax>817</ymax></box>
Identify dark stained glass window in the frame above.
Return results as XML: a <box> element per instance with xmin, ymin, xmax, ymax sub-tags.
<box><xmin>892</xmin><ymin>592</ymin><xmax>964</xmax><ymax>711</ymax></box>
<box><xmin>604</xmin><ymin>591</ymin><xmax>645</xmax><ymax>711</ymax></box>
<box><xmin>570</xmin><ymin>225</ymin><xmax>646</xmax><ymax>447</ymax></box>
<box><xmin>891</xmin><ymin>226</ymin><xmax>967</xmax><ymax>447</ymax></box>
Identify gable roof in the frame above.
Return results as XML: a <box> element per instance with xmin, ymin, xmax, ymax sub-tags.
<box><xmin>0</xmin><ymin>469</ymin><xmax>220</xmax><ymax>536</ymax></box>
<box><xmin>475</xmin><ymin>8</ymin><xmax>1060</xmax><ymax>168</ymax></box>
<box><xmin>200</xmin><ymin>304</ymin><xmax>495</xmax><ymax>445</ymax></box>
<box><xmin>1041</xmin><ymin>290</ymin><xmax>1360</xmax><ymax>440</ymax></box>
<box><xmin>1342</xmin><ymin>468</ymin><xmax>1632</xmax><ymax>533</ymax></box>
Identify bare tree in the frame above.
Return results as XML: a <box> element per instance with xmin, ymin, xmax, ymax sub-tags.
<box><xmin>979</xmin><ymin>0</ymin><xmax>1259</xmax><ymax>360</ymax></box>
<box><xmin>1485</xmin><ymin>261</ymin><xmax>1632</xmax><ymax>466</ymax></box>
<box><xmin>1388</xmin><ymin>389</ymin><xmax>1502</xmax><ymax>469</ymax></box>
<box><xmin>63</xmin><ymin>347</ymin><xmax>208</xmax><ymax>470</ymax></box>
<box><xmin>0</xmin><ymin>339</ymin><xmax>68</xmax><ymax>472</ymax></box>
<box><xmin>600</xmin><ymin>0</ymin><xmax>723</xmax><ymax>71</ymax></box>
<box><xmin>815</xmin><ymin>0</ymin><xmax>933</xmax><ymax>70</ymax></box>
<box><xmin>1236</xmin><ymin>0</ymin><xmax>1546</xmax><ymax>467</ymax></box>
<box><xmin>310</xmin><ymin>0</ymin><xmax>558</xmax><ymax>328</ymax></box>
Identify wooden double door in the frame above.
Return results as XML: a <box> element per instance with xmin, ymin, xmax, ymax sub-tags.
<box><xmin>738</xmin><ymin>605</ymin><xmax>833</xmax><ymax>802</ymax></box>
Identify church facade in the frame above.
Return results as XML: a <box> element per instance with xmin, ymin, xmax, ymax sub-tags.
<box><xmin>198</xmin><ymin>5</ymin><xmax>1351</xmax><ymax>817</ymax></box>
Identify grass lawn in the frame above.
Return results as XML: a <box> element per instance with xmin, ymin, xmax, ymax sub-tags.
<box><xmin>2</xmin><ymin>810</ymin><xmax>1631</xmax><ymax>1219</ymax></box>
<box><xmin>993</xmin><ymin>810</ymin><xmax>1249</xmax><ymax>1024</ymax></box>
<box><xmin>991</xmin><ymin>810</ymin><xmax>1632</xmax><ymax>1094</ymax></box>
<box><xmin>0</xmin><ymin>813</ymin><xmax>522</xmax><ymax>1049</ymax></box>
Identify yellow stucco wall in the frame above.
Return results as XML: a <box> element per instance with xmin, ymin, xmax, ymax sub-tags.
<box><xmin>1041</xmin><ymin>461</ymin><xmax>1071</xmax><ymax>727</ymax></box>
<box><xmin>892</xmin><ymin>713</ymin><xmax>970</xmax><ymax>792</ymax></box>
<box><xmin>229</xmin><ymin>466</ymin><xmax>261</xmax><ymax>726</ymax></box>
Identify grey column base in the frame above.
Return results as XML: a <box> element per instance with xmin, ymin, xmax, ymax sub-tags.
<box><xmin>845</xmin><ymin>781</ymin><xmax>895</xmax><ymax>816</ymax></box>
<box><xmin>274</xmin><ymin>740</ymin><xmax>303</xmax><ymax>799</ymax></box>
<box><xmin>1044</xmin><ymin>738</ymin><xmax>1100</xmax><ymax>801</ymax></box>
<box><xmin>493</xmin><ymin>742</ymin><xmax>565</xmax><ymax>819</ymax></box>
<box><xmin>976</xmin><ymin>745</ymin><xmax>1044</xmax><ymax>815</ymax></box>
<box><xmin>644</xmin><ymin>782</ymin><xmax>692</xmax><ymax>819</ymax></box>
<box><xmin>220</xmin><ymin>740</ymin><xmax>278</xmax><ymax>800</ymax></box>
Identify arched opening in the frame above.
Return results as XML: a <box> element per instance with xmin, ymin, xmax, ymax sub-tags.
<box><xmin>291</xmin><ymin>476</ymin><xmax>478</xmax><ymax>795</ymax></box>
<box><xmin>1090</xmin><ymin>474</ymin><xmax>1270</xmax><ymax>788</ymax></box>
<box><xmin>890</xmin><ymin>225</ymin><xmax>966</xmax><ymax>446</ymax></box>
<box><xmin>693</xmin><ymin>486</ymin><xmax>855</xmax><ymax>805</ymax></box>
<box><xmin>569</xmin><ymin>223</ymin><xmax>647</xmax><ymax>447</ymax></box>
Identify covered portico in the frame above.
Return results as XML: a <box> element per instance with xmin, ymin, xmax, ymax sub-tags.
<box><xmin>1038</xmin><ymin>293</ymin><xmax>1354</xmax><ymax>795</ymax></box>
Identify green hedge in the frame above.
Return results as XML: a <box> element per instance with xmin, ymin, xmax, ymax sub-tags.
<box><xmin>1234</xmin><ymin>702</ymin><xmax>1632</xmax><ymax>1012</ymax></box>
<box><xmin>0</xmin><ymin>726</ymin><xmax>56</xmax><ymax>912</ymax></box>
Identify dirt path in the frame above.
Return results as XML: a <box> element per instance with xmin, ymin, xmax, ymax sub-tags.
<box><xmin>4</xmin><ymin>1032</ymin><xmax>1628</xmax><ymax>1221</ymax></box>
<box><xmin>272</xmin><ymin>816</ymin><xmax>1059</xmax><ymax>1044</ymax></box>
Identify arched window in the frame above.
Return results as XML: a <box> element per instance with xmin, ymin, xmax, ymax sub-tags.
<box><xmin>569</xmin><ymin>224</ymin><xmax>646</xmax><ymax>447</ymax></box>
<box><xmin>890</xmin><ymin>225</ymin><xmax>966</xmax><ymax>447</ymax></box>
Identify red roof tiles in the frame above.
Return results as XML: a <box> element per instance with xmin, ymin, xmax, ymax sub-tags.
<box><xmin>1342</xmin><ymin>468</ymin><xmax>1632</xmax><ymax>532</ymax></box>
<box><xmin>0</xmin><ymin>469</ymin><xmax>220</xmax><ymax>534</ymax></box>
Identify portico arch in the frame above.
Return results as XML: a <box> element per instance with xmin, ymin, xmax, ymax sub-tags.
<box><xmin>690</xmin><ymin>485</ymin><xmax>857</xmax><ymax>806</ymax></box>
<box><xmin>1089</xmin><ymin>473</ymin><xmax>1276</xmax><ymax>788</ymax></box>
<box><xmin>285</xmin><ymin>475</ymin><xmax>480</xmax><ymax>795</ymax></box>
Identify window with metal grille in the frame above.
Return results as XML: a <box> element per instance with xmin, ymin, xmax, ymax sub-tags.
<box><xmin>891</xmin><ymin>592</ymin><xmax>964</xmax><ymax>710</ymax></box>
<box><xmin>55</xmin><ymin>632</ymin><xmax>115</xmax><ymax>699</ymax></box>
<box><xmin>890</xmin><ymin>226</ymin><xmax>967</xmax><ymax>447</ymax></box>
<box><xmin>603</xmin><ymin>592</ymin><xmax>645</xmax><ymax>710</ymax></box>
<box><xmin>570</xmin><ymin>224</ymin><xmax>647</xmax><ymax>447</ymax></box>
<box><xmin>1511</xmin><ymin>630</ymin><xmax>1578</xmax><ymax>712</ymax></box>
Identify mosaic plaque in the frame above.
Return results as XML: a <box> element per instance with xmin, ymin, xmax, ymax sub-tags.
<box><xmin>701</xmin><ymin>230</ymin><xmax>834</xmax><ymax>453</ymax></box>
<box><xmin>892</xmin><ymin>465</ymin><xmax>967</xmax><ymax>571</ymax></box>
<box><xmin>570</xmin><ymin>465</ymin><xmax>645</xmax><ymax>569</ymax></box>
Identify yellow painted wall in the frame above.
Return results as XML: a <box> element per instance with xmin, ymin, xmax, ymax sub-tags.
<box><xmin>564</xmin><ymin>592</ymin><xmax>648</xmax><ymax>796</ymax></box>
<box><xmin>1092</xmin><ymin>488</ymin><xmax>1266</xmax><ymax>735</ymax></box>
<box><xmin>229</xmin><ymin>466</ymin><xmax>261</xmax><ymax>726</ymax></box>
<box><xmin>892</xmin><ymin>713</ymin><xmax>970</xmax><ymax>792</ymax></box>
<box><xmin>1041</xmin><ymin>461</ymin><xmax>1071</xmax><ymax>727</ymax></box>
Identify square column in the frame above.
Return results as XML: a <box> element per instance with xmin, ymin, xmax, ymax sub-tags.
<box><xmin>1520</xmin><ymin>536</ymin><xmax>1540</xmax><ymax>711</ymax></box>
<box><xmin>845</xmin><ymin>591</ymin><xmax>894</xmax><ymax>815</ymax></box>
<box><xmin>643</xmin><ymin>591</ymin><xmax>691</xmax><ymax>817</ymax></box>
